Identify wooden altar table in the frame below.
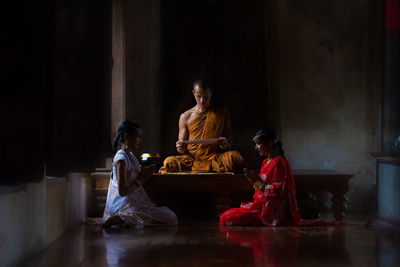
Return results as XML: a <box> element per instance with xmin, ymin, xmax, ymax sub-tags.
<box><xmin>145</xmin><ymin>170</ymin><xmax>353</xmax><ymax>221</ymax></box>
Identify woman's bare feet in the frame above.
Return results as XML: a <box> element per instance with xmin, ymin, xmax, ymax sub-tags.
<box><xmin>102</xmin><ymin>215</ymin><xmax>124</xmax><ymax>228</ymax></box>
<box><xmin>84</xmin><ymin>217</ymin><xmax>105</xmax><ymax>225</ymax></box>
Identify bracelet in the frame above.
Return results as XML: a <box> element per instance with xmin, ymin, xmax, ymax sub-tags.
<box><xmin>254</xmin><ymin>180</ymin><xmax>265</xmax><ymax>191</ymax></box>
<box><xmin>265</xmin><ymin>184</ymin><xmax>273</xmax><ymax>190</ymax></box>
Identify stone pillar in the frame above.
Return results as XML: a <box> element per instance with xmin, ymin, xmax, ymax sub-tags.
<box><xmin>126</xmin><ymin>0</ymin><xmax>161</xmax><ymax>155</ymax></box>
<box><xmin>111</xmin><ymin>0</ymin><xmax>127</xmax><ymax>140</ymax></box>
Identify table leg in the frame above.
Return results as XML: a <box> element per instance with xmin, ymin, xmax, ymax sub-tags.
<box><xmin>331</xmin><ymin>190</ymin><xmax>348</xmax><ymax>221</ymax></box>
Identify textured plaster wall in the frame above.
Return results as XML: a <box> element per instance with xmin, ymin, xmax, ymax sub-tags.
<box><xmin>126</xmin><ymin>0</ymin><xmax>161</xmax><ymax>155</ymax></box>
<box><xmin>378</xmin><ymin>164</ymin><xmax>400</xmax><ymax>220</ymax></box>
<box><xmin>0</xmin><ymin>173</ymin><xmax>92</xmax><ymax>267</ymax></box>
<box><xmin>277</xmin><ymin>0</ymin><xmax>378</xmax><ymax>210</ymax></box>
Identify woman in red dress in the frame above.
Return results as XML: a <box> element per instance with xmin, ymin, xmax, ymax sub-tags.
<box><xmin>219</xmin><ymin>128</ymin><xmax>342</xmax><ymax>227</ymax></box>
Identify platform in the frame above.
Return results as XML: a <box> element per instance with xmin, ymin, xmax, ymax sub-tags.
<box><xmin>91</xmin><ymin>170</ymin><xmax>352</xmax><ymax>221</ymax></box>
<box><xmin>145</xmin><ymin>170</ymin><xmax>353</xmax><ymax>221</ymax></box>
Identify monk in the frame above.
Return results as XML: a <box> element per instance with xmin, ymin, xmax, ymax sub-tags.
<box><xmin>159</xmin><ymin>80</ymin><xmax>246</xmax><ymax>173</ymax></box>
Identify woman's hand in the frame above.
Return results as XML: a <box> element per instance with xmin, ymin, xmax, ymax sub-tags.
<box><xmin>244</xmin><ymin>168</ymin><xmax>258</xmax><ymax>185</ymax></box>
<box><xmin>244</xmin><ymin>168</ymin><xmax>270</xmax><ymax>191</ymax></box>
<box><xmin>176</xmin><ymin>140</ymin><xmax>188</xmax><ymax>154</ymax></box>
<box><xmin>137</xmin><ymin>164</ymin><xmax>156</xmax><ymax>185</ymax></box>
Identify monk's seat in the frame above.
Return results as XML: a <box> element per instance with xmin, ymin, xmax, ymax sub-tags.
<box><xmin>144</xmin><ymin>173</ymin><xmax>252</xmax><ymax>220</ymax></box>
<box><xmin>91</xmin><ymin>171</ymin><xmax>352</xmax><ymax>221</ymax></box>
<box><xmin>145</xmin><ymin>173</ymin><xmax>251</xmax><ymax>191</ymax></box>
<box><xmin>145</xmin><ymin>171</ymin><xmax>353</xmax><ymax>222</ymax></box>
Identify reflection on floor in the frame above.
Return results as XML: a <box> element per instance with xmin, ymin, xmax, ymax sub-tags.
<box><xmin>19</xmin><ymin>213</ymin><xmax>400</xmax><ymax>267</ymax></box>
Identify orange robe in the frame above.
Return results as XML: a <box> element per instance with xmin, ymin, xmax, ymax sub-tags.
<box><xmin>159</xmin><ymin>106</ymin><xmax>245</xmax><ymax>173</ymax></box>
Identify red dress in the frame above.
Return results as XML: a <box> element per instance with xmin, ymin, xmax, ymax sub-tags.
<box><xmin>219</xmin><ymin>225</ymin><xmax>301</xmax><ymax>266</ymax></box>
<box><xmin>219</xmin><ymin>157</ymin><xmax>342</xmax><ymax>226</ymax></box>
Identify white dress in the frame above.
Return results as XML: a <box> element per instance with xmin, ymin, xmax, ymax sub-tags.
<box><xmin>103</xmin><ymin>149</ymin><xmax>178</xmax><ymax>226</ymax></box>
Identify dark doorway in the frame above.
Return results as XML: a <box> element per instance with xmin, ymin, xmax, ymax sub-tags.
<box><xmin>161</xmin><ymin>0</ymin><xmax>269</xmax><ymax>168</ymax></box>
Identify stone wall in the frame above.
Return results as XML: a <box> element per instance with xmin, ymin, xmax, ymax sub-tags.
<box><xmin>0</xmin><ymin>173</ymin><xmax>93</xmax><ymax>267</ymax></box>
<box><xmin>276</xmin><ymin>0</ymin><xmax>382</xmax><ymax>209</ymax></box>
<box><xmin>123</xmin><ymin>0</ymin><xmax>385</xmax><ymax>210</ymax></box>
<box><xmin>126</xmin><ymin>0</ymin><xmax>162</xmax><ymax>155</ymax></box>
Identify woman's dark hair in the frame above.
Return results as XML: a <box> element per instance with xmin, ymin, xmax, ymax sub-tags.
<box><xmin>253</xmin><ymin>128</ymin><xmax>285</xmax><ymax>157</ymax></box>
<box><xmin>112</xmin><ymin>120</ymin><xmax>141</xmax><ymax>154</ymax></box>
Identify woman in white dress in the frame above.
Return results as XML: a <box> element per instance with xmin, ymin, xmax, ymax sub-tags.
<box><xmin>102</xmin><ymin>120</ymin><xmax>178</xmax><ymax>227</ymax></box>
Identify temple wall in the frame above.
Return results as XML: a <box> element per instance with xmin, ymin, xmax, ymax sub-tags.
<box><xmin>122</xmin><ymin>0</ymin><xmax>387</xmax><ymax>211</ymax></box>
<box><xmin>126</xmin><ymin>0</ymin><xmax>161</xmax><ymax>156</ymax></box>
<box><xmin>276</xmin><ymin>0</ymin><xmax>382</xmax><ymax>210</ymax></box>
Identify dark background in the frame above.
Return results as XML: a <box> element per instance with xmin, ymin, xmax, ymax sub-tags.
<box><xmin>160</xmin><ymin>0</ymin><xmax>268</xmax><ymax>165</ymax></box>
<box><xmin>1</xmin><ymin>0</ymin><xmax>398</xmax><ymax>212</ymax></box>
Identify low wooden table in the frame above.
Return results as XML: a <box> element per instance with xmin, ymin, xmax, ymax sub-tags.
<box><xmin>145</xmin><ymin>170</ymin><xmax>352</xmax><ymax>221</ymax></box>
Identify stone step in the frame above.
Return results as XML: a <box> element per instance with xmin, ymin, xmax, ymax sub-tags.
<box><xmin>91</xmin><ymin>172</ymin><xmax>110</xmax><ymax>190</ymax></box>
<box><xmin>97</xmin><ymin>203</ymin><xmax>105</xmax><ymax>212</ymax></box>
<box><xmin>96</xmin><ymin>195</ymin><xmax>107</xmax><ymax>202</ymax></box>
<box><xmin>94</xmin><ymin>189</ymin><xmax>108</xmax><ymax>213</ymax></box>
<box><xmin>91</xmin><ymin>172</ymin><xmax>110</xmax><ymax>216</ymax></box>
<box><xmin>94</xmin><ymin>188</ymin><xmax>108</xmax><ymax>195</ymax></box>
<box><xmin>94</xmin><ymin>157</ymin><xmax>113</xmax><ymax>171</ymax></box>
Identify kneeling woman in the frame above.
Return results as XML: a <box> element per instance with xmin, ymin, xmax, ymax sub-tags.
<box><xmin>219</xmin><ymin>129</ymin><xmax>341</xmax><ymax>227</ymax></box>
<box><xmin>103</xmin><ymin>120</ymin><xmax>178</xmax><ymax>227</ymax></box>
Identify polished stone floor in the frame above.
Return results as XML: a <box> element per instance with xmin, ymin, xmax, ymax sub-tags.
<box><xmin>19</xmin><ymin>213</ymin><xmax>400</xmax><ymax>267</ymax></box>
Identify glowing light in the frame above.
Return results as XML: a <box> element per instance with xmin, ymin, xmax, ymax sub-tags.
<box><xmin>140</xmin><ymin>153</ymin><xmax>160</xmax><ymax>161</ymax></box>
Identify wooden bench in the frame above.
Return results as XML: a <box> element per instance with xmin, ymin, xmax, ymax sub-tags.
<box><xmin>91</xmin><ymin>170</ymin><xmax>352</xmax><ymax>221</ymax></box>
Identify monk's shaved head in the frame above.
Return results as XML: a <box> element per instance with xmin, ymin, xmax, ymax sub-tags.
<box><xmin>193</xmin><ymin>79</ymin><xmax>212</xmax><ymax>93</ymax></box>
<box><xmin>192</xmin><ymin>79</ymin><xmax>212</xmax><ymax>110</ymax></box>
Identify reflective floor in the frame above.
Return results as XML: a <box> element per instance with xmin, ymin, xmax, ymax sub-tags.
<box><xmin>19</xmin><ymin>213</ymin><xmax>400</xmax><ymax>267</ymax></box>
